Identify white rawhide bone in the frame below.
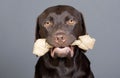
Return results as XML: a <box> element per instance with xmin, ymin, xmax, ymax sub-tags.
<box><xmin>72</xmin><ymin>35</ymin><xmax>95</xmax><ymax>50</ymax></box>
<box><xmin>33</xmin><ymin>39</ymin><xmax>52</xmax><ymax>56</ymax></box>
<box><xmin>33</xmin><ymin>35</ymin><xmax>95</xmax><ymax>57</ymax></box>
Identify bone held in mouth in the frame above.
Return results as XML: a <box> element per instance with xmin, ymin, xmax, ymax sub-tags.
<box><xmin>33</xmin><ymin>35</ymin><xmax>96</xmax><ymax>57</ymax></box>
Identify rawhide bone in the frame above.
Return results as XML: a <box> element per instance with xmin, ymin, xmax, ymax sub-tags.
<box><xmin>33</xmin><ymin>35</ymin><xmax>95</xmax><ymax>57</ymax></box>
<box><xmin>33</xmin><ymin>39</ymin><xmax>53</xmax><ymax>56</ymax></box>
<box><xmin>72</xmin><ymin>35</ymin><xmax>95</xmax><ymax>50</ymax></box>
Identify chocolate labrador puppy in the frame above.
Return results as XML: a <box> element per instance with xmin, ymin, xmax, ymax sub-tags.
<box><xmin>34</xmin><ymin>5</ymin><xmax>94</xmax><ymax>78</ymax></box>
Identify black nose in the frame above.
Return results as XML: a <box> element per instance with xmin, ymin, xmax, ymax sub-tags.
<box><xmin>55</xmin><ymin>34</ymin><xmax>66</xmax><ymax>44</ymax></box>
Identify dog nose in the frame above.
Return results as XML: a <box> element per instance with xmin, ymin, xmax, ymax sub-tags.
<box><xmin>55</xmin><ymin>34</ymin><xmax>66</xmax><ymax>43</ymax></box>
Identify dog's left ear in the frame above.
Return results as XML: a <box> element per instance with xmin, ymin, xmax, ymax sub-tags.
<box><xmin>73</xmin><ymin>12</ymin><xmax>86</xmax><ymax>38</ymax></box>
<box><xmin>79</xmin><ymin>12</ymin><xmax>87</xmax><ymax>35</ymax></box>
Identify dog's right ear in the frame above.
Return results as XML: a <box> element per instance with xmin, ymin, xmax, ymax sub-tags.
<box><xmin>35</xmin><ymin>17</ymin><xmax>41</xmax><ymax>41</ymax></box>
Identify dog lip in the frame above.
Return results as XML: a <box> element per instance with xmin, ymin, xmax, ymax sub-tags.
<box><xmin>59</xmin><ymin>46</ymin><xmax>65</xmax><ymax>48</ymax></box>
<box><xmin>50</xmin><ymin>46</ymin><xmax>74</xmax><ymax>58</ymax></box>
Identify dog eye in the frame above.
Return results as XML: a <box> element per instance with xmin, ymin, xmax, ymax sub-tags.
<box><xmin>44</xmin><ymin>21</ymin><xmax>53</xmax><ymax>28</ymax></box>
<box><xmin>66</xmin><ymin>19</ymin><xmax>76</xmax><ymax>26</ymax></box>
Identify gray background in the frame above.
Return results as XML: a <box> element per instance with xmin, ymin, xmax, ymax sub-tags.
<box><xmin>0</xmin><ymin>0</ymin><xmax>120</xmax><ymax>78</ymax></box>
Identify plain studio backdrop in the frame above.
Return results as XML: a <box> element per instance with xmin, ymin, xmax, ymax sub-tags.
<box><xmin>0</xmin><ymin>0</ymin><xmax>120</xmax><ymax>78</ymax></box>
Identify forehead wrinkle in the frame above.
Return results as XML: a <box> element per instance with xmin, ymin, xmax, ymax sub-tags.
<box><xmin>59</xmin><ymin>11</ymin><xmax>72</xmax><ymax>19</ymax></box>
<box><xmin>48</xmin><ymin>11</ymin><xmax>73</xmax><ymax>23</ymax></box>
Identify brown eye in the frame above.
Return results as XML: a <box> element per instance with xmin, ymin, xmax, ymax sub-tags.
<box><xmin>44</xmin><ymin>21</ymin><xmax>53</xmax><ymax>28</ymax></box>
<box><xmin>66</xmin><ymin>19</ymin><xmax>76</xmax><ymax>25</ymax></box>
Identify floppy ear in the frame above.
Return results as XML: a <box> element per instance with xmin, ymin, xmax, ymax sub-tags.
<box><xmin>80</xmin><ymin>12</ymin><xmax>87</xmax><ymax>35</ymax></box>
<box><xmin>35</xmin><ymin>15</ymin><xmax>48</xmax><ymax>41</ymax></box>
<box><xmin>72</xmin><ymin>11</ymin><xmax>87</xmax><ymax>39</ymax></box>
<box><xmin>35</xmin><ymin>17</ymin><xmax>41</xmax><ymax>41</ymax></box>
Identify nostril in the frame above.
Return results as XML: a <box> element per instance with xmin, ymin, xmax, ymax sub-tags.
<box><xmin>56</xmin><ymin>37</ymin><xmax>59</xmax><ymax>40</ymax></box>
<box><xmin>61</xmin><ymin>36</ymin><xmax>64</xmax><ymax>40</ymax></box>
<box><xmin>55</xmin><ymin>35</ymin><xmax>66</xmax><ymax>43</ymax></box>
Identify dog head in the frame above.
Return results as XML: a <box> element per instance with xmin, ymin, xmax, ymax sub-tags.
<box><xmin>35</xmin><ymin>5</ymin><xmax>86</xmax><ymax>58</ymax></box>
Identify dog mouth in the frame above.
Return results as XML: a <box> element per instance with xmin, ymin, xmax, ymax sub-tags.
<box><xmin>50</xmin><ymin>46</ymin><xmax>74</xmax><ymax>58</ymax></box>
